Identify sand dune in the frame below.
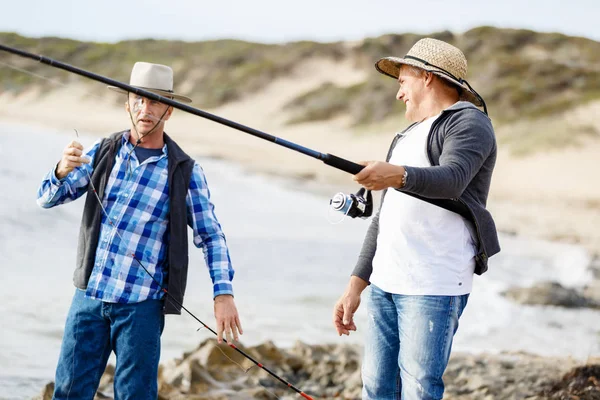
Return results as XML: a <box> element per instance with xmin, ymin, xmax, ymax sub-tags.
<box><xmin>1</xmin><ymin>59</ymin><xmax>598</xmax><ymax>256</ymax></box>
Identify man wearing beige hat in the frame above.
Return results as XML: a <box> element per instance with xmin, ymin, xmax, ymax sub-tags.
<box><xmin>333</xmin><ymin>38</ymin><xmax>500</xmax><ymax>399</ymax></box>
<box><xmin>37</xmin><ymin>62</ymin><xmax>242</xmax><ymax>399</ymax></box>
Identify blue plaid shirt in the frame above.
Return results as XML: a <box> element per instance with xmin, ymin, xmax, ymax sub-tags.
<box><xmin>37</xmin><ymin>131</ymin><xmax>234</xmax><ymax>303</ymax></box>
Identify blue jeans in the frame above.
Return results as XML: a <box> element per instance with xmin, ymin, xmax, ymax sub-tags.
<box><xmin>53</xmin><ymin>289</ymin><xmax>164</xmax><ymax>400</ymax></box>
<box><xmin>362</xmin><ymin>285</ymin><xmax>469</xmax><ymax>400</ymax></box>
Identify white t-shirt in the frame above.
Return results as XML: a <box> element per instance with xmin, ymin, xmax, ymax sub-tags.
<box><xmin>370</xmin><ymin>114</ymin><xmax>476</xmax><ymax>295</ymax></box>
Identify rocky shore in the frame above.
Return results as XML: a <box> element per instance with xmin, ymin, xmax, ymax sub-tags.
<box><xmin>34</xmin><ymin>339</ymin><xmax>600</xmax><ymax>400</ymax></box>
<box><xmin>29</xmin><ymin>259</ymin><xmax>600</xmax><ymax>400</ymax></box>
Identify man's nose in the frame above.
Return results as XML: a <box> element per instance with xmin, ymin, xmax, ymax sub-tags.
<box><xmin>396</xmin><ymin>88</ymin><xmax>404</xmax><ymax>101</ymax></box>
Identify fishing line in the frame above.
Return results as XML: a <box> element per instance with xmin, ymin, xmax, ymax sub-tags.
<box><xmin>0</xmin><ymin>59</ymin><xmax>112</xmax><ymax>104</ymax></box>
<box><xmin>73</xmin><ymin>129</ymin><xmax>314</xmax><ymax>399</ymax></box>
<box><xmin>0</xmin><ymin>59</ymin><xmax>78</xmax><ymax>91</ymax></box>
<box><xmin>326</xmin><ymin>200</ymin><xmax>352</xmax><ymax>225</ymax></box>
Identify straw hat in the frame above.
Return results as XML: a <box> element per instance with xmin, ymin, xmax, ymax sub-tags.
<box><xmin>108</xmin><ymin>62</ymin><xmax>192</xmax><ymax>103</ymax></box>
<box><xmin>375</xmin><ymin>38</ymin><xmax>483</xmax><ymax>107</ymax></box>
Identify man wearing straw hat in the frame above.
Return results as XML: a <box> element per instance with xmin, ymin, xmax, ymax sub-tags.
<box><xmin>37</xmin><ymin>62</ymin><xmax>243</xmax><ymax>399</ymax></box>
<box><xmin>333</xmin><ymin>38</ymin><xmax>500</xmax><ymax>399</ymax></box>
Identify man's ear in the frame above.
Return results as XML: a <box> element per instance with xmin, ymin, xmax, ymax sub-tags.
<box><xmin>424</xmin><ymin>71</ymin><xmax>435</xmax><ymax>87</ymax></box>
<box><xmin>164</xmin><ymin>106</ymin><xmax>174</xmax><ymax>121</ymax></box>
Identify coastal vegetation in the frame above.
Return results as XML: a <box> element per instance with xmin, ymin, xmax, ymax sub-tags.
<box><xmin>2</xmin><ymin>26</ymin><xmax>599</xmax><ymax>154</ymax></box>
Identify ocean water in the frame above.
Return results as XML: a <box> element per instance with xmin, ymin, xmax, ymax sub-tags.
<box><xmin>0</xmin><ymin>123</ymin><xmax>598</xmax><ymax>399</ymax></box>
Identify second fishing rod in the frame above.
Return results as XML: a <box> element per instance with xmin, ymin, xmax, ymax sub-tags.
<box><xmin>0</xmin><ymin>43</ymin><xmax>365</xmax><ymax>177</ymax></box>
<box><xmin>0</xmin><ymin>43</ymin><xmax>475</xmax><ymax>221</ymax></box>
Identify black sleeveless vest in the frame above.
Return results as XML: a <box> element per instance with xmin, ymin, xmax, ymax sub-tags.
<box><xmin>74</xmin><ymin>131</ymin><xmax>195</xmax><ymax>314</ymax></box>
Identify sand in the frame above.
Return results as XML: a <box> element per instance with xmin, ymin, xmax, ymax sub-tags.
<box><xmin>1</xmin><ymin>58</ymin><xmax>598</xmax><ymax>256</ymax></box>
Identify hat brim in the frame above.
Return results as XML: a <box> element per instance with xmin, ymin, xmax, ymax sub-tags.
<box><xmin>374</xmin><ymin>57</ymin><xmax>482</xmax><ymax>107</ymax></box>
<box><xmin>107</xmin><ymin>86</ymin><xmax>192</xmax><ymax>103</ymax></box>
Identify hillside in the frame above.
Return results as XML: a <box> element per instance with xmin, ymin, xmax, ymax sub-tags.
<box><xmin>1</xmin><ymin>28</ymin><xmax>600</xmax><ymax>150</ymax></box>
<box><xmin>0</xmin><ymin>28</ymin><xmax>599</xmax><ymax>256</ymax></box>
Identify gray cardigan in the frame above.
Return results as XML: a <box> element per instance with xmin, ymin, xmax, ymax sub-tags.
<box><xmin>352</xmin><ymin>102</ymin><xmax>500</xmax><ymax>281</ymax></box>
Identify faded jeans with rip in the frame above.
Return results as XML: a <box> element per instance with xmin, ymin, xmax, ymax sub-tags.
<box><xmin>362</xmin><ymin>284</ymin><xmax>469</xmax><ymax>400</ymax></box>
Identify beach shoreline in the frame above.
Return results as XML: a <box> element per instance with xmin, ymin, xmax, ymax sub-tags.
<box><xmin>2</xmin><ymin>87</ymin><xmax>599</xmax><ymax>259</ymax></box>
<box><xmin>31</xmin><ymin>339</ymin><xmax>600</xmax><ymax>400</ymax></box>
<box><xmin>3</xmin><ymin>110</ymin><xmax>597</xmax><ymax>398</ymax></box>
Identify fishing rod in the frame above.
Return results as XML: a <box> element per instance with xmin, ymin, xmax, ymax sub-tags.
<box><xmin>135</xmin><ymin>262</ymin><xmax>315</xmax><ymax>400</ymax></box>
<box><xmin>1</xmin><ymin>42</ymin><xmax>477</xmax><ymax>222</ymax></box>
<box><xmin>0</xmin><ymin>43</ymin><xmax>364</xmax><ymax>176</ymax></box>
<box><xmin>67</xmin><ymin>129</ymin><xmax>319</xmax><ymax>399</ymax></box>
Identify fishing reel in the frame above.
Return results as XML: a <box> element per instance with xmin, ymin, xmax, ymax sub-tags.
<box><xmin>329</xmin><ymin>187</ymin><xmax>373</xmax><ymax>219</ymax></box>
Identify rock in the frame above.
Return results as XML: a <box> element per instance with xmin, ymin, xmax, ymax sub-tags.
<box><xmin>161</xmin><ymin>356</ymin><xmax>192</xmax><ymax>392</ymax></box>
<box><xmin>97</xmin><ymin>363</ymin><xmax>115</xmax><ymax>396</ymax></box>
<box><xmin>502</xmin><ymin>281</ymin><xmax>600</xmax><ymax>308</ymax></box>
<box><xmin>589</xmin><ymin>255</ymin><xmax>600</xmax><ymax>279</ymax></box>
<box><xmin>158</xmin><ymin>381</ymin><xmax>185</xmax><ymax>399</ymax></box>
<box><xmin>249</xmin><ymin>341</ymin><xmax>285</xmax><ymax>363</ymax></box>
<box><xmin>443</xmin><ymin>352</ymin><xmax>579</xmax><ymax>400</ymax></box>
<box><xmin>541</xmin><ymin>364</ymin><xmax>600</xmax><ymax>399</ymax></box>
<box><xmin>463</xmin><ymin>374</ymin><xmax>487</xmax><ymax>391</ymax></box>
<box><xmin>192</xmin><ymin>339</ymin><xmax>245</xmax><ymax>369</ymax></box>
<box><xmin>584</xmin><ymin>280</ymin><xmax>600</xmax><ymax>304</ymax></box>
<box><xmin>35</xmin><ymin>341</ymin><xmax>596</xmax><ymax>400</ymax></box>
<box><xmin>32</xmin><ymin>382</ymin><xmax>53</xmax><ymax>400</ymax></box>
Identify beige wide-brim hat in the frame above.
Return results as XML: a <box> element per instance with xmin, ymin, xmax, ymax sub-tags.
<box><xmin>108</xmin><ymin>62</ymin><xmax>192</xmax><ymax>103</ymax></box>
<box><xmin>375</xmin><ymin>38</ymin><xmax>483</xmax><ymax>107</ymax></box>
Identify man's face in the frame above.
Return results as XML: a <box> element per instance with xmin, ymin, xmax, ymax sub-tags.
<box><xmin>396</xmin><ymin>66</ymin><xmax>427</xmax><ymax>122</ymax></box>
<box><xmin>126</xmin><ymin>94</ymin><xmax>173</xmax><ymax>136</ymax></box>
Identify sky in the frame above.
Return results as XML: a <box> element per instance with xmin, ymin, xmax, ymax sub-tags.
<box><xmin>1</xmin><ymin>0</ymin><xmax>599</xmax><ymax>43</ymax></box>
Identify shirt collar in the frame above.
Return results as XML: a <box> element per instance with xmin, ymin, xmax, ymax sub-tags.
<box><xmin>122</xmin><ymin>130</ymin><xmax>169</xmax><ymax>157</ymax></box>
